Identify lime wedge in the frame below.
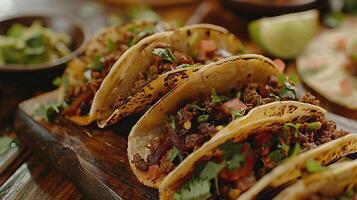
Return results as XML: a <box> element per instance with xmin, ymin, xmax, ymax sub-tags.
<box><xmin>249</xmin><ymin>10</ymin><xmax>319</xmax><ymax>59</ymax></box>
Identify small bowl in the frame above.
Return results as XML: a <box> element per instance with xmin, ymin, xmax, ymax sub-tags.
<box><xmin>0</xmin><ymin>14</ymin><xmax>88</xmax><ymax>72</ymax></box>
<box><xmin>220</xmin><ymin>0</ymin><xmax>324</xmax><ymax>17</ymax></box>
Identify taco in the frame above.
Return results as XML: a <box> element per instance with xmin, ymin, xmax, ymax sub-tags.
<box><xmin>95</xmin><ymin>24</ymin><xmax>244</xmax><ymax>127</ymax></box>
<box><xmin>274</xmin><ymin>159</ymin><xmax>357</xmax><ymax>200</ymax></box>
<box><xmin>60</xmin><ymin>21</ymin><xmax>174</xmax><ymax>124</ymax></box>
<box><xmin>297</xmin><ymin>17</ymin><xmax>357</xmax><ymax>110</ymax></box>
<box><xmin>127</xmin><ymin>54</ymin><xmax>320</xmax><ymax>188</ymax></box>
<box><xmin>159</xmin><ymin>102</ymin><xmax>355</xmax><ymax>200</ymax></box>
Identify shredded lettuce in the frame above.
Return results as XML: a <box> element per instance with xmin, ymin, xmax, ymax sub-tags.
<box><xmin>152</xmin><ymin>48</ymin><xmax>176</xmax><ymax>63</ymax></box>
<box><xmin>174</xmin><ymin>178</ymin><xmax>211</xmax><ymax>200</ymax></box>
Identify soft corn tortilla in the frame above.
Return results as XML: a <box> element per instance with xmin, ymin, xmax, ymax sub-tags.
<box><xmin>95</xmin><ymin>24</ymin><xmax>243</xmax><ymax>127</ymax></box>
<box><xmin>297</xmin><ymin>17</ymin><xmax>357</xmax><ymax>110</ymax></box>
<box><xmin>128</xmin><ymin>54</ymin><xmax>283</xmax><ymax>188</ymax></box>
<box><xmin>159</xmin><ymin>103</ymin><xmax>357</xmax><ymax>199</ymax></box>
<box><xmin>274</xmin><ymin>159</ymin><xmax>357</xmax><ymax>200</ymax></box>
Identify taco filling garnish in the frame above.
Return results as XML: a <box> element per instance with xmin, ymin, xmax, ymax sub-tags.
<box><xmin>62</xmin><ymin>22</ymin><xmax>172</xmax><ymax>117</ymax></box>
<box><xmin>129</xmin><ymin>40</ymin><xmax>230</xmax><ymax>97</ymax></box>
<box><xmin>172</xmin><ymin>114</ymin><xmax>348</xmax><ymax>200</ymax></box>
<box><xmin>131</xmin><ymin>74</ymin><xmax>319</xmax><ymax>178</ymax></box>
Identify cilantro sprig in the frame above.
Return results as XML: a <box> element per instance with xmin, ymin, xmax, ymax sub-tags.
<box><xmin>211</xmin><ymin>88</ymin><xmax>230</xmax><ymax>104</ymax></box>
<box><xmin>152</xmin><ymin>48</ymin><xmax>177</xmax><ymax>63</ymax></box>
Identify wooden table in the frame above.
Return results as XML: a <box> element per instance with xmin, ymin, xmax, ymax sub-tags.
<box><xmin>1</xmin><ymin>0</ymin><xmax>354</xmax><ymax>199</ymax></box>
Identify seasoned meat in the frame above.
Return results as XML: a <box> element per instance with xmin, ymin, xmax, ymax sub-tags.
<box><xmin>185</xmin><ymin>134</ymin><xmax>204</xmax><ymax>151</ymax></box>
<box><xmin>132</xmin><ymin>153</ymin><xmax>149</xmax><ymax>171</ymax></box>
<box><xmin>242</xmin><ymin>82</ymin><xmax>262</xmax><ymax>106</ymax></box>
<box><xmin>159</xmin><ymin>155</ymin><xmax>175</xmax><ymax>175</ymax></box>
<box><xmin>198</xmin><ymin>123</ymin><xmax>217</xmax><ymax>138</ymax></box>
<box><xmin>299</xmin><ymin>92</ymin><xmax>320</xmax><ymax>105</ymax></box>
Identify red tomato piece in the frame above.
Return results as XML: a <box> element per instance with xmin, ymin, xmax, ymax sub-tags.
<box><xmin>148</xmin><ymin>165</ymin><xmax>160</xmax><ymax>180</ymax></box>
<box><xmin>219</xmin><ymin>155</ymin><xmax>255</xmax><ymax>181</ymax></box>
<box><xmin>199</xmin><ymin>40</ymin><xmax>217</xmax><ymax>59</ymax></box>
<box><xmin>273</xmin><ymin>58</ymin><xmax>286</xmax><ymax>73</ymax></box>
<box><xmin>222</xmin><ymin>98</ymin><xmax>247</xmax><ymax>116</ymax></box>
<box><xmin>254</xmin><ymin>132</ymin><xmax>272</xmax><ymax>156</ymax></box>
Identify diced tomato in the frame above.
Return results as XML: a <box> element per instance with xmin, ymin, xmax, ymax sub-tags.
<box><xmin>199</xmin><ymin>40</ymin><xmax>217</xmax><ymax>59</ymax></box>
<box><xmin>219</xmin><ymin>155</ymin><xmax>255</xmax><ymax>181</ymax></box>
<box><xmin>233</xmin><ymin>174</ymin><xmax>257</xmax><ymax>192</ymax></box>
<box><xmin>148</xmin><ymin>165</ymin><xmax>160</xmax><ymax>180</ymax></box>
<box><xmin>222</xmin><ymin>98</ymin><xmax>247</xmax><ymax>116</ymax></box>
<box><xmin>62</xmin><ymin>90</ymin><xmax>94</xmax><ymax>116</ymax></box>
<box><xmin>273</xmin><ymin>58</ymin><xmax>286</xmax><ymax>73</ymax></box>
<box><xmin>340</xmin><ymin>79</ymin><xmax>353</xmax><ymax>96</ymax></box>
<box><xmin>335</xmin><ymin>38</ymin><xmax>347</xmax><ymax>52</ymax></box>
<box><xmin>254</xmin><ymin>132</ymin><xmax>272</xmax><ymax>156</ymax></box>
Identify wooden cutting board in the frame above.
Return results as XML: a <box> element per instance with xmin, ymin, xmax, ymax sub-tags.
<box><xmin>14</xmin><ymin>90</ymin><xmax>157</xmax><ymax>200</ymax></box>
<box><xmin>14</xmin><ymin>89</ymin><xmax>357</xmax><ymax>200</ymax></box>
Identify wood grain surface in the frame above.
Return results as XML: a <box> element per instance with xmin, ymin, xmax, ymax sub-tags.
<box><xmin>0</xmin><ymin>152</ymin><xmax>81</xmax><ymax>200</ymax></box>
<box><xmin>15</xmin><ymin>90</ymin><xmax>157</xmax><ymax>200</ymax></box>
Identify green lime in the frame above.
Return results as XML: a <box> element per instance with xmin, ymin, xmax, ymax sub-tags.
<box><xmin>249</xmin><ymin>10</ymin><xmax>319</xmax><ymax>59</ymax></box>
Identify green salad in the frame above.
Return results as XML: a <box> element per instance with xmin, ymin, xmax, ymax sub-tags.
<box><xmin>0</xmin><ymin>21</ymin><xmax>72</xmax><ymax>65</ymax></box>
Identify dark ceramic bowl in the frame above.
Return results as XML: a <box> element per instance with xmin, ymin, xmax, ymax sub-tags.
<box><xmin>0</xmin><ymin>14</ymin><xmax>88</xmax><ymax>72</ymax></box>
<box><xmin>220</xmin><ymin>0</ymin><xmax>325</xmax><ymax>17</ymax></box>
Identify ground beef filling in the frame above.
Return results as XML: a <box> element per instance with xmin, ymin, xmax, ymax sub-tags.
<box><xmin>173</xmin><ymin>115</ymin><xmax>349</xmax><ymax>200</ymax></box>
<box><xmin>131</xmin><ymin>77</ymin><xmax>321</xmax><ymax>175</ymax></box>
<box><xmin>63</xmin><ymin>23</ymin><xmax>171</xmax><ymax>117</ymax></box>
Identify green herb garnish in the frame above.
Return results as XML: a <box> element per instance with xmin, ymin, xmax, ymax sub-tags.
<box><xmin>305</xmin><ymin>159</ymin><xmax>326</xmax><ymax>173</ymax></box>
<box><xmin>197</xmin><ymin>114</ymin><xmax>209</xmax><ymax>123</ymax></box>
<box><xmin>189</xmin><ymin>102</ymin><xmax>205</xmax><ymax>111</ymax></box>
<box><xmin>229</xmin><ymin>108</ymin><xmax>246</xmax><ymax>121</ymax></box>
<box><xmin>307</xmin><ymin>122</ymin><xmax>322</xmax><ymax>131</ymax></box>
<box><xmin>174</xmin><ymin>178</ymin><xmax>211</xmax><ymax>200</ymax></box>
<box><xmin>219</xmin><ymin>141</ymin><xmax>244</xmax><ymax>161</ymax></box>
<box><xmin>167</xmin><ymin>147</ymin><xmax>183</xmax><ymax>163</ymax></box>
<box><xmin>211</xmin><ymin>88</ymin><xmax>230</xmax><ymax>104</ymax></box>
<box><xmin>168</xmin><ymin>114</ymin><xmax>176</xmax><ymax>129</ymax></box>
<box><xmin>283</xmin><ymin>123</ymin><xmax>301</xmax><ymax>137</ymax></box>
<box><xmin>34</xmin><ymin>103</ymin><xmax>63</xmax><ymax>122</ymax></box>
<box><xmin>226</xmin><ymin>154</ymin><xmax>245</xmax><ymax>170</ymax></box>
<box><xmin>152</xmin><ymin>48</ymin><xmax>177</xmax><ymax>63</ymax></box>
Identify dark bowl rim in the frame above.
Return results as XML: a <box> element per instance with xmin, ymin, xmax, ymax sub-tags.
<box><xmin>0</xmin><ymin>12</ymin><xmax>89</xmax><ymax>72</ymax></box>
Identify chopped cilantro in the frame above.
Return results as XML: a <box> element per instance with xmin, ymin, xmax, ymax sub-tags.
<box><xmin>305</xmin><ymin>159</ymin><xmax>326</xmax><ymax>173</ymax></box>
<box><xmin>268</xmin><ymin>149</ymin><xmax>282</xmax><ymax>162</ymax></box>
<box><xmin>199</xmin><ymin>161</ymin><xmax>225</xmax><ymax>180</ymax></box>
<box><xmin>167</xmin><ymin>147</ymin><xmax>183</xmax><ymax>163</ymax></box>
<box><xmin>283</xmin><ymin>123</ymin><xmax>301</xmax><ymax>137</ymax></box>
<box><xmin>197</xmin><ymin>114</ymin><xmax>209</xmax><ymax>123</ymax></box>
<box><xmin>174</xmin><ymin>178</ymin><xmax>211</xmax><ymax>200</ymax></box>
<box><xmin>289</xmin><ymin>143</ymin><xmax>301</xmax><ymax>157</ymax></box>
<box><xmin>226</xmin><ymin>153</ymin><xmax>245</xmax><ymax>170</ymax></box>
<box><xmin>307</xmin><ymin>122</ymin><xmax>322</xmax><ymax>131</ymax></box>
<box><xmin>219</xmin><ymin>141</ymin><xmax>244</xmax><ymax>161</ymax></box>
<box><xmin>168</xmin><ymin>114</ymin><xmax>176</xmax><ymax>129</ymax></box>
<box><xmin>88</xmin><ymin>55</ymin><xmax>104</xmax><ymax>71</ymax></box>
<box><xmin>229</xmin><ymin>108</ymin><xmax>245</xmax><ymax>121</ymax></box>
<box><xmin>189</xmin><ymin>102</ymin><xmax>205</xmax><ymax>111</ymax></box>
<box><xmin>281</xmin><ymin>143</ymin><xmax>290</xmax><ymax>154</ymax></box>
<box><xmin>177</xmin><ymin>64</ymin><xmax>192</xmax><ymax>69</ymax></box>
<box><xmin>34</xmin><ymin>103</ymin><xmax>62</xmax><ymax>122</ymax></box>
<box><xmin>236</xmin><ymin>92</ymin><xmax>241</xmax><ymax>99</ymax></box>
<box><xmin>152</xmin><ymin>48</ymin><xmax>177</xmax><ymax>63</ymax></box>
<box><xmin>211</xmin><ymin>88</ymin><xmax>230</xmax><ymax>104</ymax></box>
<box><xmin>277</xmin><ymin>74</ymin><xmax>298</xmax><ymax>99</ymax></box>
<box><xmin>237</xmin><ymin>47</ymin><xmax>246</xmax><ymax>54</ymax></box>
<box><xmin>106</xmin><ymin>38</ymin><xmax>116</xmax><ymax>53</ymax></box>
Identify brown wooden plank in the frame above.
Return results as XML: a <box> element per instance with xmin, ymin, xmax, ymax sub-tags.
<box><xmin>15</xmin><ymin>91</ymin><xmax>157</xmax><ymax>200</ymax></box>
<box><xmin>0</xmin><ymin>152</ymin><xmax>81</xmax><ymax>200</ymax></box>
